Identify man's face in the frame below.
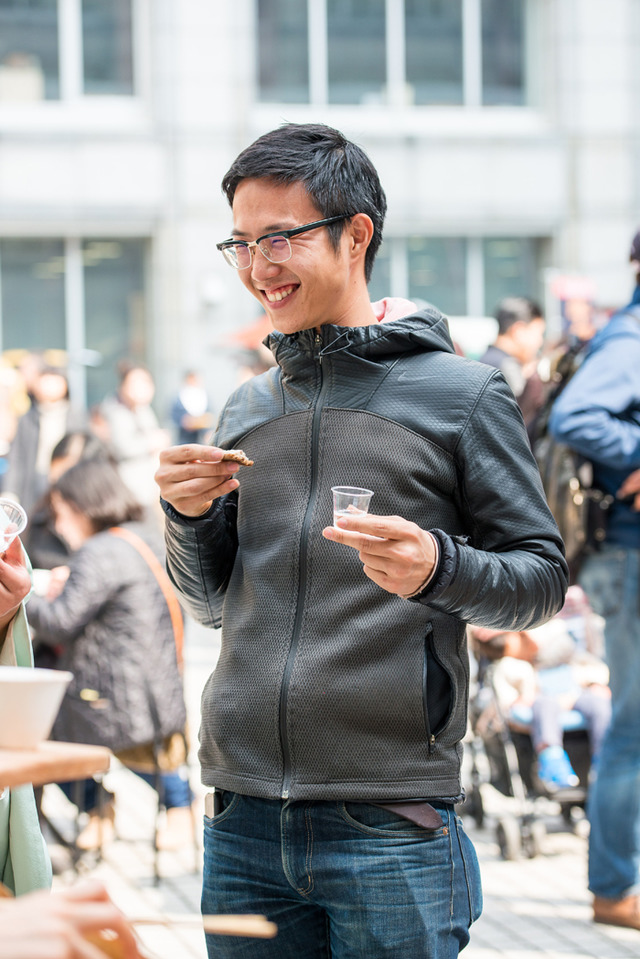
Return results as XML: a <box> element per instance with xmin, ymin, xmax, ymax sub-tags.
<box><xmin>513</xmin><ymin>317</ymin><xmax>545</xmax><ymax>364</ymax></box>
<box><xmin>229</xmin><ymin>178</ymin><xmax>356</xmax><ymax>335</ymax></box>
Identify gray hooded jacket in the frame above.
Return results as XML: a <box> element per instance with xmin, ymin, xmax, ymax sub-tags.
<box><xmin>162</xmin><ymin>305</ymin><xmax>568</xmax><ymax>801</ymax></box>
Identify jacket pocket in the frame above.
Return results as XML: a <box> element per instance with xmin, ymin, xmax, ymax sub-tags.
<box><xmin>422</xmin><ymin>625</ymin><xmax>454</xmax><ymax>744</ymax></box>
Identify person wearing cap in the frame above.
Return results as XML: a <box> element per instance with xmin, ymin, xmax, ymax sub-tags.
<box><xmin>549</xmin><ymin>228</ymin><xmax>640</xmax><ymax>931</ymax></box>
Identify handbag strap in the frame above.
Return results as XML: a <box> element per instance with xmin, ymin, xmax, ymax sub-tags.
<box><xmin>109</xmin><ymin>526</ymin><xmax>184</xmax><ymax>667</ymax></box>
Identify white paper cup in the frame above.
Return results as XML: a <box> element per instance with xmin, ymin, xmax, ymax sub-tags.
<box><xmin>0</xmin><ymin>667</ymin><xmax>72</xmax><ymax>749</ymax></box>
<box><xmin>331</xmin><ymin>486</ymin><xmax>374</xmax><ymax>526</ymax></box>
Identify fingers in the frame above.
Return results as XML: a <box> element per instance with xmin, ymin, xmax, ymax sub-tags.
<box><xmin>617</xmin><ymin>468</ymin><xmax>640</xmax><ymax>499</ymax></box>
<box><xmin>1</xmin><ymin>536</ymin><xmax>27</xmax><ymax>566</ymax></box>
<box><xmin>155</xmin><ymin>445</ymin><xmax>242</xmax><ymax>517</ymax></box>
<box><xmin>323</xmin><ymin>515</ymin><xmax>437</xmax><ymax>597</ymax></box>
<box><xmin>0</xmin><ymin>538</ymin><xmax>32</xmax><ymax>622</ymax></box>
<box><xmin>158</xmin><ymin>444</ymin><xmax>223</xmax><ymax>466</ymax></box>
<box><xmin>0</xmin><ymin>884</ymin><xmax>142</xmax><ymax>959</ymax></box>
<box><xmin>53</xmin><ymin>884</ymin><xmax>142</xmax><ymax>959</ymax></box>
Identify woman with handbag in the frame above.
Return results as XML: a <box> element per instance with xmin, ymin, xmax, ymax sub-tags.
<box><xmin>26</xmin><ymin>458</ymin><xmax>192</xmax><ymax>851</ymax></box>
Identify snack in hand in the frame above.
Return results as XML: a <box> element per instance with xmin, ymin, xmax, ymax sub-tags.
<box><xmin>221</xmin><ymin>449</ymin><xmax>254</xmax><ymax>467</ymax></box>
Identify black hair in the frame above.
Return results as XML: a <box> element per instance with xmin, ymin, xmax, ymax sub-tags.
<box><xmin>494</xmin><ymin>296</ymin><xmax>544</xmax><ymax>335</ymax></box>
<box><xmin>51</xmin><ymin>431</ymin><xmax>114</xmax><ymax>467</ymax></box>
<box><xmin>470</xmin><ymin>633</ymin><xmax>508</xmax><ymax>662</ymax></box>
<box><xmin>52</xmin><ymin>459</ymin><xmax>143</xmax><ymax>532</ymax></box>
<box><xmin>221</xmin><ymin>123</ymin><xmax>387</xmax><ymax>283</ymax></box>
<box><xmin>116</xmin><ymin>358</ymin><xmax>152</xmax><ymax>384</ymax></box>
<box><xmin>37</xmin><ymin>365</ymin><xmax>70</xmax><ymax>399</ymax></box>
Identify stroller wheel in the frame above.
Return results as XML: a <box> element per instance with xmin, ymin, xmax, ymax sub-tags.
<box><xmin>496</xmin><ymin>816</ymin><xmax>522</xmax><ymax>860</ymax></box>
<box><xmin>523</xmin><ymin>818</ymin><xmax>546</xmax><ymax>858</ymax></box>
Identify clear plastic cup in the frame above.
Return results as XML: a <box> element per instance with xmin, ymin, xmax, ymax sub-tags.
<box><xmin>0</xmin><ymin>498</ymin><xmax>27</xmax><ymax>550</ymax></box>
<box><xmin>331</xmin><ymin>486</ymin><xmax>374</xmax><ymax>527</ymax></box>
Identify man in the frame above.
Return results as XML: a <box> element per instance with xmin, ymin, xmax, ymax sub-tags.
<box><xmin>479</xmin><ymin>296</ymin><xmax>546</xmax><ymax>427</ymax></box>
<box><xmin>549</xmin><ymin>228</ymin><xmax>640</xmax><ymax>932</ymax></box>
<box><xmin>155</xmin><ymin>123</ymin><xmax>568</xmax><ymax>958</ymax></box>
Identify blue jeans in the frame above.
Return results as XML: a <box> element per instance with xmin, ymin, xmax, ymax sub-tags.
<box><xmin>59</xmin><ymin>767</ymin><xmax>192</xmax><ymax>811</ymax></box>
<box><xmin>201</xmin><ymin>794</ymin><xmax>482</xmax><ymax>958</ymax></box>
<box><xmin>580</xmin><ymin>545</ymin><xmax>640</xmax><ymax>899</ymax></box>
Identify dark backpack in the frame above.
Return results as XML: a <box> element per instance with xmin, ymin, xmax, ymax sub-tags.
<box><xmin>530</xmin><ymin>344</ymin><xmax>613</xmax><ymax>579</ymax></box>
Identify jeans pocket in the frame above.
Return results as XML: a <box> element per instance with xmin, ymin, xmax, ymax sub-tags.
<box><xmin>340</xmin><ymin>801</ymin><xmax>449</xmax><ymax>840</ymax></box>
<box><xmin>454</xmin><ymin>815</ymin><xmax>483</xmax><ymax>925</ymax></box>
<box><xmin>579</xmin><ymin>549</ymin><xmax>627</xmax><ymax>620</ymax></box>
<box><xmin>203</xmin><ymin>789</ymin><xmax>239</xmax><ymax>826</ymax></box>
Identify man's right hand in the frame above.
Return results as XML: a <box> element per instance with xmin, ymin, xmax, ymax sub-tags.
<box><xmin>155</xmin><ymin>444</ymin><xmax>241</xmax><ymax>517</ymax></box>
<box><xmin>617</xmin><ymin>468</ymin><xmax>640</xmax><ymax>511</ymax></box>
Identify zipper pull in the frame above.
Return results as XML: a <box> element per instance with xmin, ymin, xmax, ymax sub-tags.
<box><xmin>315</xmin><ymin>332</ymin><xmax>323</xmax><ymax>364</ymax></box>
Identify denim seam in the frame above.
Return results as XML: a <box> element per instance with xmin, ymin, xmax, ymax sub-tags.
<box><xmin>455</xmin><ymin>814</ymin><xmax>475</xmax><ymax>926</ymax></box>
<box><xmin>303</xmin><ymin>804</ymin><xmax>315</xmax><ymax>896</ymax></box>
<box><xmin>447</xmin><ymin>807</ymin><xmax>455</xmax><ymax>927</ymax></box>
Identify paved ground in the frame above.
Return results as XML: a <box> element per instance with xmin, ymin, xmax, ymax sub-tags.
<box><xmin>43</xmin><ymin>621</ymin><xmax>639</xmax><ymax>959</ymax></box>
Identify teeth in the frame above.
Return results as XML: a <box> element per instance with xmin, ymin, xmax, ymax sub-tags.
<box><xmin>265</xmin><ymin>286</ymin><xmax>294</xmax><ymax>303</ymax></box>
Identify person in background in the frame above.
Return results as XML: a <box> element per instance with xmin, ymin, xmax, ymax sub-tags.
<box><xmin>155</xmin><ymin>122</ymin><xmax>568</xmax><ymax>958</ymax></box>
<box><xmin>98</xmin><ymin>361</ymin><xmax>170</xmax><ymax>510</ymax></box>
<box><xmin>3</xmin><ymin>366</ymin><xmax>85</xmax><ymax>518</ymax></box>
<box><xmin>24</xmin><ymin>431</ymin><xmax>114</xmax><ymax>574</ymax></box>
<box><xmin>26</xmin><ymin>459</ymin><xmax>192</xmax><ymax>852</ymax></box>
<box><xmin>21</xmin><ymin>431</ymin><xmax>115</xmax><ymax>670</ymax></box>
<box><xmin>171</xmin><ymin>370</ymin><xmax>214</xmax><ymax>445</ymax></box>
<box><xmin>549</xmin><ymin>226</ymin><xmax>640</xmax><ymax>932</ymax></box>
<box><xmin>470</xmin><ymin>617</ymin><xmax>611</xmax><ymax>792</ymax></box>
<box><xmin>0</xmin><ymin>881</ymin><xmax>143</xmax><ymax>959</ymax></box>
<box><xmin>478</xmin><ymin>296</ymin><xmax>546</xmax><ymax>421</ymax></box>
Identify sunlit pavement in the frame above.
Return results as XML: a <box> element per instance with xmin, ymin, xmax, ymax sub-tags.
<box><xmin>44</xmin><ymin>620</ymin><xmax>638</xmax><ymax>959</ymax></box>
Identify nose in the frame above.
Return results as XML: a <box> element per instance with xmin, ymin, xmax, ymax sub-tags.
<box><xmin>249</xmin><ymin>244</ymin><xmax>280</xmax><ymax>281</ymax></box>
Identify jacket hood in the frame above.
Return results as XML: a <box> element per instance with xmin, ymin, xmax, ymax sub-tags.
<box><xmin>264</xmin><ymin>300</ymin><xmax>457</xmax><ymax>366</ymax></box>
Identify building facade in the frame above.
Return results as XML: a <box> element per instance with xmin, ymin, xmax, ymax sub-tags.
<box><xmin>0</xmin><ymin>0</ymin><xmax>638</xmax><ymax>415</ymax></box>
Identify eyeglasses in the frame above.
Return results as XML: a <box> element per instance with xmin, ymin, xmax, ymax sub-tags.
<box><xmin>216</xmin><ymin>214</ymin><xmax>354</xmax><ymax>270</ymax></box>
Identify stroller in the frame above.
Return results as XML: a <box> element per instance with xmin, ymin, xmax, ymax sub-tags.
<box><xmin>461</xmin><ymin>596</ymin><xmax>609</xmax><ymax>860</ymax></box>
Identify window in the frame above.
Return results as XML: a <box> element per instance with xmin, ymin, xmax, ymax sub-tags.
<box><xmin>0</xmin><ymin>238</ymin><xmax>148</xmax><ymax>409</ymax></box>
<box><xmin>257</xmin><ymin>0</ymin><xmax>527</xmax><ymax>106</ymax></box>
<box><xmin>82</xmin><ymin>0</ymin><xmax>134</xmax><ymax>96</ymax></box>
<box><xmin>0</xmin><ymin>239</ymin><xmax>66</xmax><ymax>348</ymax></box>
<box><xmin>327</xmin><ymin>0</ymin><xmax>385</xmax><ymax>105</ymax></box>
<box><xmin>368</xmin><ymin>235</ymin><xmax>540</xmax><ymax>318</ymax></box>
<box><xmin>258</xmin><ymin>0</ymin><xmax>308</xmax><ymax>103</ymax></box>
<box><xmin>0</xmin><ymin>0</ymin><xmax>59</xmax><ymax>100</ymax></box>
<box><xmin>405</xmin><ymin>0</ymin><xmax>463</xmax><ymax>106</ymax></box>
<box><xmin>0</xmin><ymin>0</ymin><xmax>134</xmax><ymax>102</ymax></box>
<box><xmin>481</xmin><ymin>0</ymin><xmax>524</xmax><ymax>106</ymax></box>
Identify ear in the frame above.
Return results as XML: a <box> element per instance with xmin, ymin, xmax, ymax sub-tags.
<box><xmin>346</xmin><ymin>213</ymin><xmax>374</xmax><ymax>262</ymax></box>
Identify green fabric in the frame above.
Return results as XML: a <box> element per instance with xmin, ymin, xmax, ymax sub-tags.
<box><xmin>0</xmin><ymin>602</ymin><xmax>53</xmax><ymax>894</ymax></box>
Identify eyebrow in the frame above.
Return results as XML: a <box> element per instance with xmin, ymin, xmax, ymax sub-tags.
<box><xmin>231</xmin><ymin>223</ymin><xmax>295</xmax><ymax>239</ymax></box>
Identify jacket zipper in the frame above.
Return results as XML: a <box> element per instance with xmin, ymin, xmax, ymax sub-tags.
<box><xmin>279</xmin><ymin>331</ymin><xmax>326</xmax><ymax>798</ymax></box>
<box><xmin>422</xmin><ymin>624</ymin><xmax>436</xmax><ymax>753</ymax></box>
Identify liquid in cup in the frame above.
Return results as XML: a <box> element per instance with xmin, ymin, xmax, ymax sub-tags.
<box><xmin>332</xmin><ymin>486</ymin><xmax>374</xmax><ymax>526</ymax></box>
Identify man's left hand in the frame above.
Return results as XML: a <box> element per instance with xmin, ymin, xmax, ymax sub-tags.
<box><xmin>323</xmin><ymin>514</ymin><xmax>437</xmax><ymax>598</ymax></box>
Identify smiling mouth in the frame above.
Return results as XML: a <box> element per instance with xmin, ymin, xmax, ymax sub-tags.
<box><xmin>263</xmin><ymin>285</ymin><xmax>297</xmax><ymax>303</ymax></box>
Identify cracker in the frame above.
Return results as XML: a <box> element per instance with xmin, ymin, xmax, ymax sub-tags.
<box><xmin>221</xmin><ymin>449</ymin><xmax>254</xmax><ymax>467</ymax></box>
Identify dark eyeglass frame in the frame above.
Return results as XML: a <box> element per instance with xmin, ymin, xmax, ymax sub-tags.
<box><xmin>216</xmin><ymin>214</ymin><xmax>355</xmax><ymax>270</ymax></box>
